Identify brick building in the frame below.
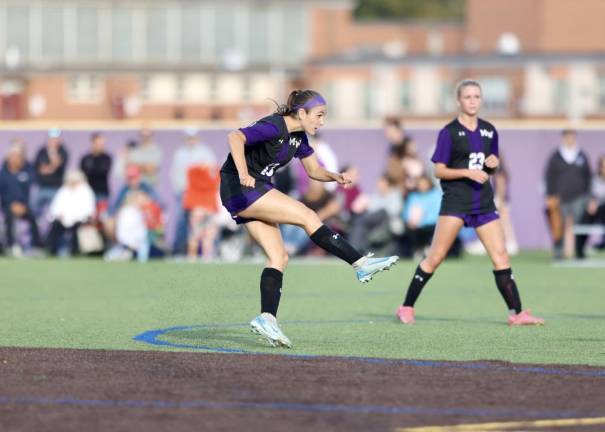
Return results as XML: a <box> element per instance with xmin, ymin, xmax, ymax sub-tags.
<box><xmin>0</xmin><ymin>0</ymin><xmax>604</xmax><ymax>121</ymax></box>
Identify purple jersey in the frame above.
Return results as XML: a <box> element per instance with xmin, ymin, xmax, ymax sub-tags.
<box><xmin>431</xmin><ymin>118</ymin><xmax>498</xmax><ymax>214</ymax></box>
<box><xmin>221</xmin><ymin>114</ymin><xmax>314</xmax><ymax>181</ymax></box>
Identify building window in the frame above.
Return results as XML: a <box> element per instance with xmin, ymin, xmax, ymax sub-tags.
<box><xmin>41</xmin><ymin>5</ymin><xmax>65</xmax><ymax>59</ymax></box>
<box><xmin>363</xmin><ymin>81</ymin><xmax>374</xmax><ymax>118</ymax></box>
<box><xmin>68</xmin><ymin>75</ymin><xmax>102</xmax><ymax>102</ymax></box>
<box><xmin>480</xmin><ymin>77</ymin><xmax>510</xmax><ymax>114</ymax></box>
<box><xmin>6</xmin><ymin>6</ymin><xmax>30</xmax><ymax>61</ymax></box>
<box><xmin>146</xmin><ymin>7</ymin><xmax>168</xmax><ymax>60</ymax></box>
<box><xmin>552</xmin><ymin>78</ymin><xmax>568</xmax><ymax>114</ymax></box>
<box><xmin>439</xmin><ymin>81</ymin><xmax>455</xmax><ymax>113</ymax></box>
<box><xmin>139</xmin><ymin>75</ymin><xmax>177</xmax><ymax>102</ymax></box>
<box><xmin>76</xmin><ymin>6</ymin><xmax>99</xmax><ymax>59</ymax></box>
<box><xmin>111</xmin><ymin>8</ymin><xmax>133</xmax><ymax>60</ymax></box>
<box><xmin>400</xmin><ymin>80</ymin><xmax>412</xmax><ymax>111</ymax></box>
<box><xmin>597</xmin><ymin>74</ymin><xmax>605</xmax><ymax>112</ymax></box>
<box><xmin>181</xmin><ymin>4</ymin><xmax>201</xmax><ymax>60</ymax></box>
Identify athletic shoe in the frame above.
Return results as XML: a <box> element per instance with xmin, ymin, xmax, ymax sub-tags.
<box><xmin>250</xmin><ymin>313</ymin><xmax>292</xmax><ymax>348</ymax></box>
<box><xmin>355</xmin><ymin>253</ymin><xmax>399</xmax><ymax>283</ymax></box>
<box><xmin>508</xmin><ymin>309</ymin><xmax>545</xmax><ymax>326</ymax></box>
<box><xmin>395</xmin><ymin>305</ymin><xmax>415</xmax><ymax>324</ymax></box>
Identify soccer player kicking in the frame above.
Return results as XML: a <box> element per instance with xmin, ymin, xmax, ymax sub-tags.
<box><xmin>220</xmin><ymin>89</ymin><xmax>398</xmax><ymax>348</ymax></box>
<box><xmin>396</xmin><ymin>80</ymin><xmax>544</xmax><ymax>327</ymax></box>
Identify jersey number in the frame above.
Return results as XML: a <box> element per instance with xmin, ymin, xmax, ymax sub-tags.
<box><xmin>260</xmin><ymin>163</ymin><xmax>280</xmax><ymax>177</ymax></box>
<box><xmin>468</xmin><ymin>152</ymin><xmax>485</xmax><ymax>170</ymax></box>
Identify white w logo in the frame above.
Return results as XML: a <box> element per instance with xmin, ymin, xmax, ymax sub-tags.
<box><xmin>479</xmin><ymin>129</ymin><xmax>494</xmax><ymax>139</ymax></box>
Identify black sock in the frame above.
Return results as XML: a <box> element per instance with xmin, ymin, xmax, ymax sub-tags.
<box><xmin>260</xmin><ymin>267</ymin><xmax>283</xmax><ymax>317</ymax></box>
<box><xmin>493</xmin><ymin>268</ymin><xmax>522</xmax><ymax>314</ymax></box>
<box><xmin>403</xmin><ymin>265</ymin><xmax>433</xmax><ymax>307</ymax></box>
<box><xmin>310</xmin><ymin>225</ymin><xmax>363</xmax><ymax>265</ymax></box>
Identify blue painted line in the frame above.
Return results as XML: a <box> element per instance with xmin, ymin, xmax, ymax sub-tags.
<box><xmin>0</xmin><ymin>395</ymin><xmax>600</xmax><ymax>419</ymax></box>
<box><xmin>133</xmin><ymin>322</ymin><xmax>605</xmax><ymax>378</ymax></box>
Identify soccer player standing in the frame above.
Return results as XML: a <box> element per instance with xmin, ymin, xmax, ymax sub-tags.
<box><xmin>395</xmin><ymin>80</ymin><xmax>544</xmax><ymax>326</ymax></box>
<box><xmin>220</xmin><ymin>89</ymin><xmax>398</xmax><ymax>348</ymax></box>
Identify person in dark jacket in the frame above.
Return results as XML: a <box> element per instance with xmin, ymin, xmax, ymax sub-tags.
<box><xmin>0</xmin><ymin>140</ymin><xmax>42</xmax><ymax>255</ymax></box>
<box><xmin>80</xmin><ymin>132</ymin><xmax>112</xmax><ymax>202</ymax></box>
<box><xmin>544</xmin><ymin>129</ymin><xmax>592</xmax><ymax>259</ymax></box>
<box><xmin>34</xmin><ymin>128</ymin><xmax>69</xmax><ymax>216</ymax></box>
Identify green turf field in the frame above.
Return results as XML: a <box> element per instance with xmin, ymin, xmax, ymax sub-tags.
<box><xmin>1</xmin><ymin>253</ymin><xmax>603</xmax><ymax>366</ymax></box>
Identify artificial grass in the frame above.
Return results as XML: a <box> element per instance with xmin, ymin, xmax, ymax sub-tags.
<box><xmin>1</xmin><ymin>253</ymin><xmax>603</xmax><ymax>366</ymax></box>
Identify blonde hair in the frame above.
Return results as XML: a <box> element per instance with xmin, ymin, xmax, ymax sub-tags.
<box><xmin>456</xmin><ymin>79</ymin><xmax>482</xmax><ymax>98</ymax></box>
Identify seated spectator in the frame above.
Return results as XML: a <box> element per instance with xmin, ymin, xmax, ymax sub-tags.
<box><xmin>348</xmin><ymin>174</ymin><xmax>403</xmax><ymax>254</ymax></box>
<box><xmin>400</xmin><ymin>174</ymin><xmax>461</xmax><ymax>258</ymax></box>
<box><xmin>80</xmin><ymin>132</ymin><xmax>112</xmax><ymax>203</ymax></box>
<box><xmin>34</xmin><ymin>128</ymin><xmax>69</xmax><ymax>216</ymax></box>
<box><xmin>182</xmin><ymin>165</ymin><xmax>221</xmax><ymax>261</ymax></box>
<box><xmin>46</xmin><ymin>170</ymin><xmax>96</xmax><ymax>256</ymax></box>
<box><xmin>0</xmin><ymin>140</ymin><xmax>43</xmax><ymax>256</ymax></box>
<box><xmin>576</xmin><ymin>155</ymin><xmax>605</xmax><ymax>255</ymax></box>
<box><xmin>281</xmin><ymin>179</ymin><xmax>342</xmax><ymax>256</ymax></box>
<box><xmin>105</xmin><ymin>191</ymin><xmax>164</xmax><ymax>262</ymax></box>
<box><xmin>109</xmin><ymin>165</ymin><xmax>159</xmax><ymax>216</ymax></box>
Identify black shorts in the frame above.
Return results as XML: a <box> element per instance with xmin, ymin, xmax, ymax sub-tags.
<box><xmin>219</xmin><ymin>171</ymin><xmax>274</xmax><ymax>224</ymax></box>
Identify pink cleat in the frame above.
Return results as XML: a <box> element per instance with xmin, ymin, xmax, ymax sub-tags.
<box><xmin>396</xmin><ymin>305</ymin><xmax>415</xmax><ymax>324</ymax></box>
<box><xmin>508</xmin><ymin>309</ymin><xmax>545</xmax><ymax>326</ymax></box>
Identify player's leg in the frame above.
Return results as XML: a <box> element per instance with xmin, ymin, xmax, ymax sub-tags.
<box><xmin>397</xmin><ymin>216</ymin><xmax>463</xmax><ymax>324</ymax></box>
<box><xmin>475</xmin><ymin>218</ymin><xmax>544</xmax><ymax>326</ymax></box>
<box><xmin>239</xmin><ymin>189</ymin><xmax>398</xmax><ymax>282</ymax></box>
<box><xmin>245</xmin><ymin>220</ymin><xmax>292</xmax><ymax>348</ymax></box>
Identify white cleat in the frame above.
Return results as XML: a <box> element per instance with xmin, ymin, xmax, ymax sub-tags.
<box><xmin>356</xmin><ymin>254</ymin><xmax>399</xmax><ymax>283</ymax></box>
<box><xmin>250</xmin><ymin>313</ymin><xmax>292</xmax><ymax>348</ymax></box>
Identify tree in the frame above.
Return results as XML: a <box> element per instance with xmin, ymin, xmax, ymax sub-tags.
<box><xmin>354</xmin><ymin>0</ymin><xmax>464</xmax><ymax>20</ymax></box>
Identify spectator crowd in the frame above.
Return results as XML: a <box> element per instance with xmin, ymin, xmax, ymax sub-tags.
<box><xmin>1</xmin><ymin>121</ymin><xmax>603</xmax><ymax>262</ymax></box>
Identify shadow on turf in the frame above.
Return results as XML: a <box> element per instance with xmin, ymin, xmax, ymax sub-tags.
<box><xmin>555</xmin><ymin>313</ymin><xmax>605</xmax><ymax>321</ymax></box>
<box><xmin>164</xmin><ymin>329</ymin><xmax>272</xmax><ymax>349</ymax></box>
<box><xmin>361</xmin><ymin>313</ymin><xmax>503</xmax><ymax>325</ymax></box>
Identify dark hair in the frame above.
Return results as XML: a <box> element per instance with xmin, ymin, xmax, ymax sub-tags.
<box><xmin>91</xmin><ymin>132</ymin><xmax>102</xmax><ymax>142</ymax></box>
<box><xmin>384</xmin><ymin>115</ymin><xmax>401</xmax><ymax>129</ymax></box>
<box><xmin>275</xmin><ymin>89</ymin><xmax>326</xmax><ymax>117</ymax></box>
<box><xmin>562</xmin><ymin>129</ymin><xmax>576</xmax><ymax>136</ymax></box>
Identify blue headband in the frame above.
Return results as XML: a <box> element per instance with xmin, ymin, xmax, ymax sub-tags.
<box><xmin>293</xmin><ymin>95</ymin><xmax>327</xmax><ymax>111</ymax></box>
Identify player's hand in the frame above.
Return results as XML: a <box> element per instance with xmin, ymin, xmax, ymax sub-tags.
<box><xmin>465</xmin><ymin>169</ymin><xmax>489</xmax><ymax>184</ymax></box>
<box><xmin>485</xmin><ymin>155</ymin><xmax>499</xmax><ymax>169</ymax></box>
<box><xmin>239</xmin><ymin>174</ymin><xmax>256</xmax><ymax>188</ymax></box>
<box><xmin>335</xmin><ymin>172</ymin><xmax>353</xmax><ymax>188</ymax></box>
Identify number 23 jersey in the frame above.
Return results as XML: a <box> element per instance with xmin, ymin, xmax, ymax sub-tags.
<box><xmin>431</xmin><ymin>118</ymin><xmax>498</xmax><ymax>215</ymax></box>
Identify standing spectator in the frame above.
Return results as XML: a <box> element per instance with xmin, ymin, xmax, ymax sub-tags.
<box><xmin>129</xmin><ymin>128</ymin><xmax>162</xmax><ymax>186</ymax></box>
<box><xmin>544</xmin><ymin>130</ymin><xmax>592</xmax><ymax>259</ymax></box>
<box><xmin>46</xmin><ymin>170</ymin><xmax>96</xmax><ymax>256</ymax></box>
<box><xmin>182</xmin><ymin>165</ymin><xmax>221</xmax><ymax>260</ymax></box>
<box><xmin>80</xmin><ymin>132</ymin><xmax>112</xmax><ymax>202</ymax></box>
<box><xmin>383</xmin><ymin>115</ymin><xmax>405</xmax><ymax>151</ymax></box>
<box><xmin>170</xmin><ymin>128</ymin><xmax>217</xmax><ymax>254</ymax></box>
<box><xmin>34</xmin><ymin>128</ymin><xmax>69</xmax><ymax>216</ymax></box>
<box><xmin>0</xmin><ymin>140</ymin><xmax>43</xmax><ymax>256</ymax></box>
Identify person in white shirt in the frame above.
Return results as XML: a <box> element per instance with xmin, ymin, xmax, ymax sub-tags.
<box><xmin>46</xmin><ymin>170</ymin><xmax>96</xmax><ymax>256</ymax></box>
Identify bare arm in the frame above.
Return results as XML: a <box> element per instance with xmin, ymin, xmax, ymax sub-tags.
<box><xmin>434</xmin><ymin>163</ymin><xmax>489</xmax><ymax>184</ymax></box>
<box><xmin>227</xmin><ymin>130</ymin><xmax>255</xmax><ymax>187</ymax></box>
<box><xmin>300</xmin><ymin>154</ymin><xmax>351</xmax><ymax>186</ymax></box>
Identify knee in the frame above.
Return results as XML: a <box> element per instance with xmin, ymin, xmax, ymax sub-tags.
<box><xmin>268</xmin><ymin>250</ymin><xmax>289</xmax><ymax>271</ymax></box>
<box><xmin>301</xmin><ymin>208</ymin><xmax>322</xmax><ymax>233</ymax></box>
<box><xmin>492</xmin><ymin>249</ymin><xmax>510</xmax><ymax>269</ymax></box>
<box><xmin>424</xmin><ymin>250</ymin><xmax>447</xmax><ymax>272</ymax></box>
